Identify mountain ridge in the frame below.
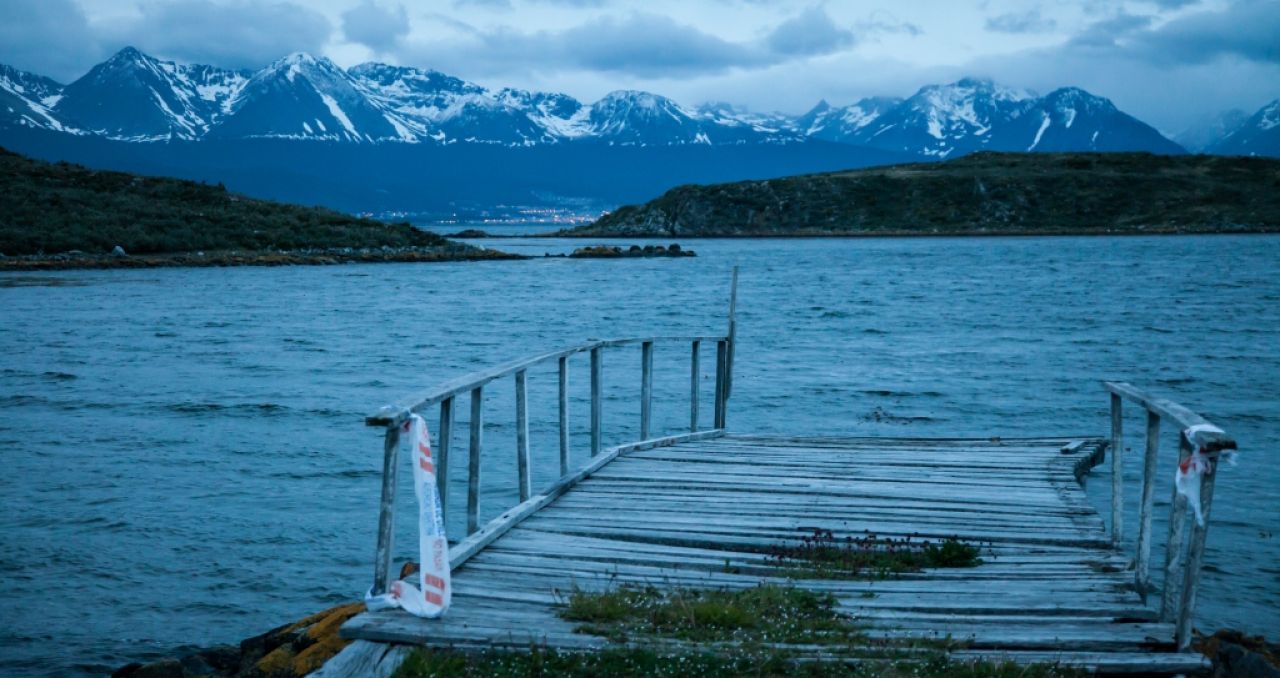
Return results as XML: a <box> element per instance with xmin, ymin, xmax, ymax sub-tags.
<box><xmin>2</xmin><ymin>46</ymin><xmax>1207</xmax><ymax>157</ymax></box>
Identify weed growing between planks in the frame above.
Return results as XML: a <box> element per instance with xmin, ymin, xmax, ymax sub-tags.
<box><xmin>393</xmin><ymin>645</ymin><xmax>1088</xmax><ymax>677</ymax></box>
<box><xmin>766</xmin><ymin>529</ymin><xmax>984</xmax><ymax>579</ymax></box>
<box><xmin>559</xmin><ymin>584</ymin><xmax>862</xmax><ymax>645</ymax></box>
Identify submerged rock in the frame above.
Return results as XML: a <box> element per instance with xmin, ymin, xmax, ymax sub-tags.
<box><xmin>569</xmin><ymin>243</ymin><xmax>696</xmax><ymax>259</ymax></box>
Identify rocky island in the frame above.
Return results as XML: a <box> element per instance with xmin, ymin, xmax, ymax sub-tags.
<box><xmin>560</xmin><ymin>152</ymin><xmax>1280</xmax><ymax>238</ymax></box>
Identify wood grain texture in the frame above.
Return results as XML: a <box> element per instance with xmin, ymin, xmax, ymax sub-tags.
<box><xmin>343</xmin><ymin>434</ymin><xmax>1202</xmax><ymax>671</ymax></box>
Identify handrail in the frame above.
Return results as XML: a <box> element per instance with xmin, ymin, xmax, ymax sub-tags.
<box><xmin>1101</xmin><ymin>381</ymin><xmax>1236</xmax><ymax>651</ymax></box>
<box><xmin>366</xmin><ymin>335</ymin><xmax>727</xmax><ymax>426</ymax></box>
<box><xmin>365</xmin><ymin>268</ymin><xmax>740</xmax><ymax>600</ymax></box>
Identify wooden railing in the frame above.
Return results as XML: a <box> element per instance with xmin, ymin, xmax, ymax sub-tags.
<box><xmin>1103</xmin><ymin>381</ymin><xmax>1237</xmax><ymax>651</ymax></box>
<box><xmin>365</xmin><ymin>270</ymin><xmax>739</xmax><ymax>598</ymax></box>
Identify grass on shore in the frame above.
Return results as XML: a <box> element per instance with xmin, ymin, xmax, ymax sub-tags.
<box><xmin>393</xmin><ymin>645</ymin><xmax>1086</xmax><ymax>677</ymax></box>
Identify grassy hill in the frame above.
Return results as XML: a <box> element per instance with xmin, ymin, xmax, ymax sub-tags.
<box><xmin>0</xmin><ymin>146</ymin><xmax>451</xmax><ymax>256</ymax></box>
<box><xmin>563</xmin><ymin>152</ymin><xmax>1280</xmax><ymax>237</ymax></box>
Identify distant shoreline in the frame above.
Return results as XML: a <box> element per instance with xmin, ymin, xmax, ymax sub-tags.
<box><xmin>0</xmin><ymin>246</ymin><xmax>524</xmax><ymax>272</ymax></box>
<box><xmin>471</xmin><ymin>227</ymin><xmax>1280</xmax><ymax>239</ymax></box>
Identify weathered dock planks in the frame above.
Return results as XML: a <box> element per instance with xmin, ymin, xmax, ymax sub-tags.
<box><xmin>341</xmin><ymin>434</ymin><xmax>1209</xmax><ymax>674</ymax></box>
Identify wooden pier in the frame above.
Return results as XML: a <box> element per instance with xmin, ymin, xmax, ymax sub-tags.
<box><xmin>339</xmin><ymin>275</ymin><xmax>1235</xmax><ymax>675</ymax></box>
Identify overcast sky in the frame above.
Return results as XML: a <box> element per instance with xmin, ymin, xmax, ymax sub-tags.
<box><xmin>3</xmin><ymin>0</ymin><xmax>1277</xmax><ymax>133</ymax></box>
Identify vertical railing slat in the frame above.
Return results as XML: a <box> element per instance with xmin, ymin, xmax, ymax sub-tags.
<box><xmin>1110</xmin><ymin>393</ymin><xmax>1124</xmax><ymax>548</ymax></box>
<box><xmin>1161</xmin><ymin>434</ymin><xmax>1193</xmax><ymax>621</ymax></box>
<box><xmin>1134</xmin><ymin>411</ymin><xmax>1160</xmax><ymax>600</ymax></box>
<box><xmin>640</xmin><ymin>341</ymin><xmax>653</xmax><ymax>440</ymax></box>
<box><xmin>590</xmin><ymin>346</ymin><xmax>602</xmax><ymax>456</ymax></box>
<box><xmin>467</xmin><ymin>387</ymin><xmax>483</xmax><ymax>535</ymax></box>
<box><xmin>558</xmin><ymin>356</ymin><xmax>569</xmax><ymax>477</ymax></box>
<box><xmin>437</xmin><ymin>397</ymin><xmax>454</xmax><ymax>527</ymax></box>
<box><xmin>713</xmin><ymin>340</ymin><xmax>727</xmax><ymax>429</ymax></box>
<box><xmin>1177</xmin><ymin>453</ymin><xmax>1218</xmax><ymax>650</ymax></box>
<box><xmin>371</xmin><ymin>423</ymin><xmax>402</xmax><ymax>595</ymax></box>
<box><xmin>690</xmin><ymin>340</ymin><xmax>700</xmax><ymax>432</ymax></box>
<box><xmin>515</xmin><ymin>369</ymin><xmax>531</xmax><ymax>502</ymax></box>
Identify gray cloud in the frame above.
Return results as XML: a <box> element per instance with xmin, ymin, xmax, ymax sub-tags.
<box><xmin>1066</xmin><ymin>12</ymin><xmax>1153</xmax><ymax>48</ymax></box>
<box><xmin>1129</xmin><ymin>0</ymin><xmax>1280</xmax><ymax>64</ymax></box>
<box><xmin>0</xmin><ymin>0</ymin><xmax>103</xmax><ymax>82</ymax></box>
<box><xmin>112</xmin><ymin>0</ymin><xmax>332</xmax><ymax>70</ymax></box>
<box><xmin>766</xmin><ymin>6</ymin><xmax>855</xmax><ymax>56</ymax></box>
<box><xmin>854</xmin><ymin>11</ymin><xmax>923</xmax><ymax>38</ymax></box>
<box><xmin>404</xmin><ymin>7</ymin><xmax>857</xmax><ymax>79</ymax></box>
<box><xmin>985</xmin><ymin>10</ymin><xmax>1057</xmax><ymax>34</ymax></box>
<box><xmin>342</xmin><ymin>1</ymin><xmax>410</xmax><ymax>52</ymax></box>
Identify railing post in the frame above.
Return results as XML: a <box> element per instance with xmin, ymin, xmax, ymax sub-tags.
<box><xmin>590</xmin><ymin>346</ymin><xmax>602</xmax><ymax>456</ymax></box>
<box><xmin>690</xmin><ymin>340</ymin><xmax>700</xmax><ymax>432</ymax></box>
<box><xmin>437</xmin><ymin>397</ymin><xmax>454</xmax><ymax>526</ymax></box>
<box><xmin>1110</xmin><ymin>393</ymin><xmax>1123</xmax><ymax>548</ymax></box>
<box><xmin>714</xmin><ymin>339</ymin><xmax>727</xmax><ymax>429</ymax></box>
<box><xmin>371</xmin><ymin>423</ymin><xmax>402</xmax><ymax>595</ymax></box>
<box><xmin>724</xmin><ymin>266</ymin><xmax>738</xmax><ymax>406</ymax></box>
<box><xmin>1177</xmin><ymin>452</ymin><xmax>1219</xmax><ymax>650</ymax></box>
<box><xmin>1161</xmin><ymin>434</ymin><xmax>1193</xmax><ymax>621</ymax></box>
<box><xmin>640</xmin><ymin>341</ymin><xmax>653</xmax><ymax>440</ymax></box>
<box><xmin>515</xmin><ymin>370</ymin><xmax>531</xmax><ymax>502</ymax></box>
<box><xmin>558</xmin><ymin>356</ymin><xmax>569</xmax><ymax>476</ymax></box>
<box><xmin>467</xmin><ymin>386</ymin><xmax>483</xmax><ymax>535</ymax></box>
<box><xmin>1135</xmin><ymin>411</ymin><xmax>1160</xmax><ymax>601</ymax></box>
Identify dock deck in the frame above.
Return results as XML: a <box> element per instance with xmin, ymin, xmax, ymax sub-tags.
<box><xmin>341</xmin><ymin>434</ymin><xmax>1208</xmax><ymax>674</ymax></box>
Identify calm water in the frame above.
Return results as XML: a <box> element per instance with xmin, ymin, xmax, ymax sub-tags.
<box><xmin>1</xmin><ymin>235</ymin><xmax>1277</xmax><ymax>675</ymax></box>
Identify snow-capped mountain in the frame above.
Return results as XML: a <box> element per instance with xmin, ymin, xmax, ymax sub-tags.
<box><xmin>583</xmin><ymin>90</ymin><xmax>713</xmax><ymax>145</ymax></box>
<box><xmin>845</xmin><ymin>78</ymin><xmax>1038</xmax><ymax>157</ymax></box>
<box><xmin>52</xmin><ymin>47</ymin><xmax>247</xmax><ymax>141</ymax></box>
<box><xmin>792</xmin><ymin>79</ymin><xmax>1181</xmax><ymax>157</ymax></box>
<box><xmin>0</xmin><ymin>64</ymin><xmax>69</xmax><ymax>132</ymax></box>
<box><xmin>795</xmin><ymin>97</ymin><xmax>903</xmax><ymax>144</ymax></box>
<box><xmin>1208</xmin><ymin>99</ymin><xmax>1280</xmax><ymax>157</ymax></box>
<box><xmin>210</xmin><ymin>52</ymin><xmax>413</xmax><ymax>142</ymax></box>
<box><xmin>1</xmin><ymin>48</ymin><xmax>1194</xmax><ymax>156</ymax></box>
<box><xmin>999</xmin><ymin>87</ymin><xmax>1184</xmax><ymax>154</ymax></box>
<box><xmin>1175</xmin><ymin>109</ymin><xmax>1248</xmax><ymax>153</ymax></box>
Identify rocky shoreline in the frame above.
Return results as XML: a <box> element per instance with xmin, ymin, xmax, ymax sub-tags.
<box><xmin>0</xmin><ymin>245</ymin><xmax>524</xmax><ymax>271</ymax></box>
<box><xmin>112</xmin><ymin>603</ymin><xmax>365</xmax><ymax>678</ymax></box>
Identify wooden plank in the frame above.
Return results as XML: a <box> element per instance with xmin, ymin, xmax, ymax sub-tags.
<box><xmin>309</xmin><ymin>640</ymin><xmax>409</xmax><ymax>678</ymax></box>
<box><xmin>515</xmin><ymin>370</ymin><xmax>531</xmax><ymax>502</ymax></box>
<box><xmin>1110</xmin><ymin>392</ymin><xmax>1123</xmax><ymax>548</ymax></box>
<box><xmin>437</xmin><ymin>396</ymin><xmax>453</xmax><ymax>523</ymax></box>
<box><xmin>640</xmin><ymin>341</ymin><xmax>653</xmax><ymax>440</ymax></box>
<box><xmin>1176</xmin><ymin>454</ymin><xmax>1218</xmax><ymax>650</ymax></box>
<box><xmin>467</xmin><ymin>386</ymin><xmax>483</xmax><ymax>536</ymax></box>
<box><xmin>371</xmin><ymin>424</ymin><xmax>401</xmax><ymax>596</ymax></box>
<box><xmin>1103</xmin><ymin>381</ymin><xmax>1226</xmax><ymax>435</ymax></box>
<box><xmin>446</xmin><ymin>429</ymin><xmax>727</xmax><ymax>568</ymax></box>
<box><xmin>558</xmin><ymin>355</ymin><xmax>569</xmax><ymax>477</ymax></box>
<box><xmin>690</xmin><ymin>340</ymin><xmax>700</xmax><ymax>432</ymax></box>
<box><xmin>366</xmin><ymin>335</ymin><xmax>726</xmax><ymax>426</ymax></box>
<box><xmin>1135</xmin><ymin>411</ymin><xmax>1159</xmax><ymax>600</ymax></box>
<box><xmin>1161</xmin><ymin>435</ymin><xmax>1192</xmax><ymax>622</ymax></box>
<box><xmin>590</xmin><ymin>346</ymin><xmax>602</xmax><ymax>456</ymax></box>
<box><xmin>346</xmin><ymin>434</ymin><xmax>1200</xmax><ymax>669</ymax></box>
<box><xmin>713</xmin><ymin>340</ymin><xmax>727</xmax><ymax>429</ymax></box>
